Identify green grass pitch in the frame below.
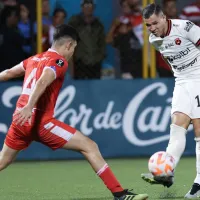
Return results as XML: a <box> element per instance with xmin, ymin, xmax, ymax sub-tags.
<box><xmin>0</xmin><ymin>157</ymin><xmax>196</xmax><ymax>200</ymax></box>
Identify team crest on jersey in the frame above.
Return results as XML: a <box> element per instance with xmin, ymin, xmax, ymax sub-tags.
<box><xmin>175</xmin><ymin>38</ymin><xmax>181</xmax><ymax>45</ymax></box>
<box><xmin>184</xmin><ymin>21</ymin><xmax>194</xmax><ymax>32</ymax></box>
<box><xmin>56</xmin><ymin>59</ymin><xmax>64</xmax><ymax>67</ymax></box>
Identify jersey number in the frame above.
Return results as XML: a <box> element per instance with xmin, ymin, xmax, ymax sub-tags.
<box><xmin>195</xmin><ymin>95</ymin><xmax>200</xmax><ymax>107</ymax></box>
<box><xmin>22</xmin><ymin>68</ymin><xmax>37</xmax><ymax>95</ymax></box>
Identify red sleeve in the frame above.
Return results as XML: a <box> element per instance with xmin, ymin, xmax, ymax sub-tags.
<box><xmin>22</xmin><ymin>58</ymin><xmax>29</xmax><ymax>70</ymax></box>
<box><xmin>45</xmin><ymin>58</ymin><xmax>68</xmax><ymax>79</ymax></box>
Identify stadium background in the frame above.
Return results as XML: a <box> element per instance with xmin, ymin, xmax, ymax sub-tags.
<box><xmin>0</xmin><ymin>1</ymin><xmax>199</xmax><ymax>200</ymax></box>
<box><xmin>0</xmin><ymin>78</ymin><xmax>197</xmax><ymax>160</ymax></box>
<box><xmin>0</xmin><ymin>0</ymin><xmax>197</xmax><ymax>160</ymax></box>
<box><xmin>0</xmin><ymin>0</ymin><xmax>195</xmax><ymax>160</ymax></box>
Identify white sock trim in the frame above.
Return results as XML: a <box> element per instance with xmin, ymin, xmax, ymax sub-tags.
<box><xmin>96</xmin><ymin>163</ymin><xmax>108</xmax><ymax>176</ymax></box>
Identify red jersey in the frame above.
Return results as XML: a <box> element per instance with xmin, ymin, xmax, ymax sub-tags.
<box><xmin>129</xmin><ymin>12</ymin><xmax>143</xmax><ymax>45</ymax></box>
<box><xmin>16</xmin><ymin>49</ymin><xmax>68</xmax><ymax>118</ymax></box>
<box><xmin>6</xmin><ymin>49</ymin><xmax>76</xmax><ymax>151</ymax></box>
<box><xmin>156</xmin><ymin>52</ymin><xmax>171</xmax><ymax>71</ymax></box>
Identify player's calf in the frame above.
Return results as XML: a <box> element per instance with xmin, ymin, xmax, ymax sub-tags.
<box><xmin>0</xmin><ymin>143</ymin><xmax>19</xmax><ymax>171</ymax></box>
<box><xmin>63</xmin><ymin>131</ymin><xmax>124</xmax><ymax>193</ymax></box>
<box><xmin>166</xmin><ymin>124</ymin><xmax>187</xmax><ymax>167</ymax></box>
<box><xmin>0</xmin><ymin>157</ymin><xmax>12</xmax><ymax>171</ymax></box>
<box><xmin>63</xmin><ymin>131</ymin><xmax>148</xmax><ymax>198</ymax></box>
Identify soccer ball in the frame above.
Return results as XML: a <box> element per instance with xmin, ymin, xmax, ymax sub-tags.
<box><xmin>148</xmin><ymin>151</ymin><xmax>175</xmax><ymax>177</ymax></box>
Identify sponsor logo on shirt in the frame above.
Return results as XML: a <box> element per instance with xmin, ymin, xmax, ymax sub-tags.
<box><xmin>159</xmin><ymin>42</ymin><xmax>175</xmax><ymax>51</ymax></box>
<box><xmin>172</xmin><ymin>57</ymin><xmax>197</xmax><ymax>71</ymax></box>
<box><xmin>184</xmin><ymin>21</ymin><xmax>194</xmax><ymax>32</ymax></box>
<box><xmin>159</xmin><ymin>38</ymin><xmax>182</xmax><ymax>51</ymax></box>
<box><xmin>166</xmin><ymin>48</ymin><xmax>190</xmax><ymax>63</ymax></box>
<box><xmin>173</xmin><ymin>24</ymin><xmax>179</xmax><ymax>27</ymax></box>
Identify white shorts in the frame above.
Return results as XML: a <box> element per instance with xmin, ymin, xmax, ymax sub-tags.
<box><xmin>171</xmin><ymin>81</ymin><xmax>200</xmax><ymax>119</ymax></box>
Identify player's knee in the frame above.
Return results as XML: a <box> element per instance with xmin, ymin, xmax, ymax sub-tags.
<box><xmin>172</xmin><ymin>112</ymin><xmax>190</xmax><ymax>129</ymax></box>
<box><xmin>88</xmin><ymin>140</ymin><xmax>99</xmax><ymax>152</ymax></box>
<box><xmin>81</xmin><ymin>139</ymin><xmax>99</xmax><ymax>154</ymax></box>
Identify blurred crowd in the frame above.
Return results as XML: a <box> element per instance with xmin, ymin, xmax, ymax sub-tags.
<box><xmin>0</xmin><ymin>0</ymin><xmax>200</xmax><ymax>80</ymax></box>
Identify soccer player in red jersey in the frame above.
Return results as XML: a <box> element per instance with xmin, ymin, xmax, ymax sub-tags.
<box><xmin>0</xmin><ymin>24</ymin><xmax>148</xmax><ymax>200</ymax></box>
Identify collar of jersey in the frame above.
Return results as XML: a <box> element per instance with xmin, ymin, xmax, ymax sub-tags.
<box><xmin>164</xmin><ymin>19</ymin><xmax>172</xmax><ymax>37</ymax></box>
<box><xmin>48</xmin><ymin>48</ymin><xmax>60</xmax><ymax>55</ymax></box>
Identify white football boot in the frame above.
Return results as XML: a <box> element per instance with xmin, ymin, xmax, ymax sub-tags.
<box><xmin>185</xmin><ymin>183</ymin><xmax>200</xmax><ymax>199</ymax></box>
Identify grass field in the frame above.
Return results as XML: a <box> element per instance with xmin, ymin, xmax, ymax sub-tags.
<box><xmin>0</xmin><ymin>157</ymin><xmax>197</xmax><ymax>200</ymax></box>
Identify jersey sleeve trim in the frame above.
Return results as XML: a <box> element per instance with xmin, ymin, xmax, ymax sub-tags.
<box><xmin>44</xmin><ymin>66</ymin><xmax>56</xmax><ymax>80</ymax></box>
<box><xmin>196</xmin><ymin>39</ymin><xmax>200</xmax><ymax>46</ymax></box>
<box><xmin>20</xmin><ymin>61</ymin><xmax>25</xmax><ymax>71</ymax></box>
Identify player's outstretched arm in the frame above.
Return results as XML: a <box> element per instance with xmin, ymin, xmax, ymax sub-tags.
<box><xmin>13</xmin><ymin>67</ymin><xmax>55</xmax><ymax>126</ymax></box>
<box><xmin>0</xmin><ymin>63</ymin><xmax>25</xmax><ymax>81</ymax></box>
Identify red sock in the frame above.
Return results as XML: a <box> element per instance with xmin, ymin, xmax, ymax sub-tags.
<box><xmin>97</xmin><ymin>163</ymin><xmax>124</xmax><ymax>193</ymax></box>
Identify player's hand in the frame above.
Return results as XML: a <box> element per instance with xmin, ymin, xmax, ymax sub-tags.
<box><xmin>13</xmin><ymin>106</ymin><xmax>32</xmax><ymax>126</ymax></box>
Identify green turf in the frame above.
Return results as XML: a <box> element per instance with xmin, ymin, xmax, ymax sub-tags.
<box><xmin>0</xmin><ymin>157</ymin><xmax>197</xmax><ymax>200</ymax></box>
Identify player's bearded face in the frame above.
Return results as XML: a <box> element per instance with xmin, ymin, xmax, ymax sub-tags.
<box><xmin>144</xmin><ymin>13</ymin><xmax>167</xmax><ymax>37</ymax></box>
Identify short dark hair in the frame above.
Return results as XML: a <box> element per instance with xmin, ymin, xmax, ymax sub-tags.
<box><xmin>53</xmin><ymin>24</ymin><xmax>79</xmax><ymax>43</ymax></box>
<box><xmin>53</xmin><ymin>24</ymin><xmax>80</xmax><ymax>43</ymax></box>
<box><xmin>142</xmin><ymin>3</ymin><xmax>163</xmax><ymax>19</ymax></box>
<box><xmin>53</xmin><ymin>8</ymin><xmax>67</xmax><ymax>18</ymax></box>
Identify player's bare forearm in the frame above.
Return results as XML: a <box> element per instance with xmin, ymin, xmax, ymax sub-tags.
<box><xmin>26</xmin><ymin>68</ymin><xmax>55</xmax><ymax>109</ymax></box>
<box><xmin>26</xmin><ymin>80</ymin><xmax>49</xmax><ymax>109</ymax></box>
<box><xmin>0</xmin><ymin>69</ymin><xmax>22</xmax><ymax>81</ymax></box>
<box><xmin>0</xmin><ymin>63</ymin><xmax>25</xmax><ymax>81</ymax></box>
<box><xmin>0</xmin><ymin>70</ymin><xmax>12</xmax><ymax>81</ymax></box>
